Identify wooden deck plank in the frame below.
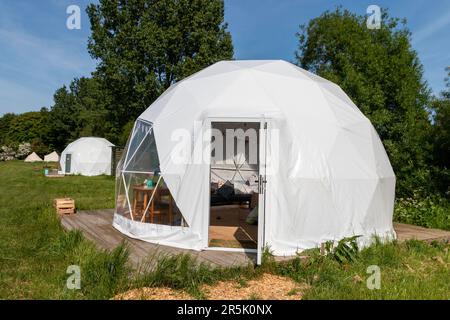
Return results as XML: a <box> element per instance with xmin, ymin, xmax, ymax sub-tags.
<box><xmin>60</xmin><ymin>210</ymin><xmax>450</xmax><ymax>269</ymax></box>
<box><xmin>393</xmin><ymin>222</ymin><xmax>450</xmax><ymax>242</ymax></box>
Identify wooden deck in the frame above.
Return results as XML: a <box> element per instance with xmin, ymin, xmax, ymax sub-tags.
<box><xmin>394</xmin><ymin>222</ymin><xmax>450</xmax><ymax>243</ymax></box>
<box><xmin>61</xmin><ymin>209</ymin><xmax>256</xmax><ymax>268</ymax></box>
<box><xmin>61</xmin><ymin>209</ymin><xmax>450</xmax><ymax>268</ymax></box>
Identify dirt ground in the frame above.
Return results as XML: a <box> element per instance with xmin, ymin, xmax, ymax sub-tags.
<box><xmin>114</xmin><ymin>273</ymin><xmax>308</xmax><ymax>300</ymax></box>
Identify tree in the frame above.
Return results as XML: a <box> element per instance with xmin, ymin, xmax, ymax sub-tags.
<box><xmin>295</xmin><ymin>7</ymin><xmax>433</xmax><ymax>196</ymax></box>
<box><xmin>0</xmin><ymin>113</ymin><xmax>17</xmax><ymax>145</ymax></box>
<box><xmin>48</xmin><ymin>77</ymin><xmax>111</xmax><ymax>151</ymax></box>
<box><xmin>0</xmin><ymin>109</ymin><xmax>51</xmax><ymax>155</ymax></box>
<box><xmin>430</xmin><ymin>67</ymin><xmax>450</xmax><ymax>193</ymax></box>
<box><xmin>87</xmin><ymin>0</ymin><xmax>233</xmax><ymax>138</ymax></box>
<box><xmin>48</xmin><ymin>85</ymin><xmax>81</xmax><ymax>152</ymax></box>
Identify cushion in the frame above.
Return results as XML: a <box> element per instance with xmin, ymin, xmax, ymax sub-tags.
<box><xmin>216</xmin><ymin>180</ymin><xmax>235</xmax><ymax>201</ymax></box>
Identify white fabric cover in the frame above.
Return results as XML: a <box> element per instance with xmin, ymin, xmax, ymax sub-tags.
<box><xmin>24</xmin><ymin>152</ymin><xmax>42</xmax><ymax>162</ymax></box>
<box><xmin>60</xmin><ymin>137</ymin><xmax>114</xmax><ymax>176</ymax></box>
<box><xmin>113</xmin><ymin>60</ymin><xmax>396</xmax><ymax>256</ymax></box>
<box><xmin>44</xmin><ymin>151</ymin><xmax>59</xmax><ymax>162</ymax></box>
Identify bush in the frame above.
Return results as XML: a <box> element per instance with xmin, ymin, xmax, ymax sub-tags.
<box><xmin>0</xmin><ymin>145</ymin><xmax>16</xmax><ymax>161</ymax></box>
<box><xmin>394</xmin><ymin>193</ymin><xmax>450</xmax><ymax>231</ymax></box>
<box><xmin>16</xmin><ymin>142</ymin><xmax>32</xmax><ymax>159</ymax></box>
<box><xmin>0</xmin><ymin>142</ymin><xmax>32</xmax><ymax>161</ymax></box>
<box><xmin>323</xmin><ymin>235</ymin><xmax>360</xmax><ymax>264</ymax></box>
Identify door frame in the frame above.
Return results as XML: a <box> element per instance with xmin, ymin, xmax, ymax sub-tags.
<box><xmin>203</xmin><ymin>117</ymin><xmax>268</xmax><ymax>264</ymax></box>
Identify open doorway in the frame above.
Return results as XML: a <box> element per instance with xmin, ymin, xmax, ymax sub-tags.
<box><xmin>208</xmin><ymin>121</ymin><xmax>260</xmax><ymax>250</ymax></box>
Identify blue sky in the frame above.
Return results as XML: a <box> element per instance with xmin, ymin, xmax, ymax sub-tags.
<box><xmin>0</xmin><ymin>0</ymin><xmax>449</xmax><ymax>115</ymax></box>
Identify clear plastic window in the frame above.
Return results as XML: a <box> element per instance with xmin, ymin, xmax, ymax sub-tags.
<box><xmin>115</xmin><ymin>119</ymin><xmax>187</xmax><ymax>226</ymax></box>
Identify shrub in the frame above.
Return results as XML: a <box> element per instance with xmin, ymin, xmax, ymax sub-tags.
<box><xmin>0</xmin><ymin>145</ymin><xmax>15</xmax><ymax>161</ymax></box>
<box><xmin>394</xmin><ymin>193</ymin><xmax>450</xmax><ymax>231</ymax></box>
<box><xmin>16</xmin><ymin>142</ymin><xmax>32</xmax><ymax>159</ymax></box>
<box><xmin>323</xmin><ymin>235</ymin><xmax>360</xmax><ymax>264</ymax></box>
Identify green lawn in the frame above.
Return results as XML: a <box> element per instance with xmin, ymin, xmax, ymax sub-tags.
<box><xmin>0</xmin><ymin>161</ymin><xmax>448</xmax><ymax>299</ymax></box>
<box><xmin>0</xmin><ymin>161</ymin><xmax>121</xmax><ymax>299</ymax></box>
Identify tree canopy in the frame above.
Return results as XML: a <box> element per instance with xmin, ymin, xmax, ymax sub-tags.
<box><xmin>295</xmin><ymin>7</ymin><xmax>435</xmax><ymax>196</ymax></box>
<box><xmin>0</xmin><ymin>109</ymin><xmax>51</xmax><ymax>155</ymax></box>
<box><xmin>430</xmin><ymin>67</ymin><xmax>450</xmax><ymax>192</ymax></box>
<box><xmin>47</xmin><ymin>77</ymin><xmax>111</xmax><ymax>151</ymax></box>
<box><xmin>87</xmin><ymin>0</ymin><xmax>233</xmax><ymax>138</ymax></box>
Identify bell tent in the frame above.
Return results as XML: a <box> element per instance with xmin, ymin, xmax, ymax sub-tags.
<box><xmin>113</xmin><ymin>60</ymin><xmax>396</xmax><ymax>262</ymax></box>
<box><xmin>24</xmin><ymin>152</ymin><xmax>43</xmax><ymax>162</ymax></box>
<box><xmin>44</xmin><ymin>151</ymin><xmax>59</xmax><ymax>162</ymax></box>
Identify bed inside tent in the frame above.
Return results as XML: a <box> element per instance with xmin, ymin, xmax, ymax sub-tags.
<box><xmin>208</xmin><ymin>121</ymin><xmax>260</xmax><ymax>250</ymax></box>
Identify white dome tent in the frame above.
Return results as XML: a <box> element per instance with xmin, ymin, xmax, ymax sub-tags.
<box><xmin>113</xmin><ymin>60</ymin><xmax>396</xmax><ymax>263</ymax></box>
<box><xmin>60</xmin><ymin>137</ymin><xmax>114</xmax><ymax>176</ymax></box>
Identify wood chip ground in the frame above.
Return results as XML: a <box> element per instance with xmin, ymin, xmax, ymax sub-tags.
<box><xmin>114</xmin><ymin>273</ymin><xmax>308</xmax><ymax>300</ymax></box>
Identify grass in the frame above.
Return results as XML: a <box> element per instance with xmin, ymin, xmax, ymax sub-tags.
<box><xmin>0</xmin><ymin>160</ymin><xmax>126</xmax><ymax>299</ymax></box>
<box><xmin>272</xmin><ymin>239</ymin><xmax>450</xmax><ymax>299</ymax></box>
<box><xmin>133</xmin><ymin>254</ymin><xmax>257</xmax><ymax>299</ymax></box>
<box><xmin>0</xmin><ymin>161</ymin><xmax>449</xmax><ymax>299</ymax></box>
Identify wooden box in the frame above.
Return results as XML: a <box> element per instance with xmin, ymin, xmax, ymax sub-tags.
<box><xmin>54</xmin><ymin>198</ymin><xmax>76</xmax><ymax>215</ymax></box>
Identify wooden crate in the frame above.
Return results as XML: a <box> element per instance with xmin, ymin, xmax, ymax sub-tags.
<box><xmin>54</xmin><ymin>198</ymin><xmax>76</xmax><ymax>215</ymax></box>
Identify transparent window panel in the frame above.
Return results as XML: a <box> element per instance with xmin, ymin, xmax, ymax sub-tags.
<box><xmin>125</xmin><ymin>131</ymin><xmax>160</xmax><ymax>173</ymax></box>
<box><xmin>124</xmin><ymin>120</ymin><xmax>151</xmax><ymax>166</ymax></box>
<box><xmin>123</xmin><ymin>120</ymin><xmax>160</xmax><ymax>173</ymax></box>
<box><xmin>115</xmin><ymin>119</ymin><xmax>188</xmax><ymax>226</ymax></box>
<box><xmin>118</xmin><ymin>172</ymin><xmax>187</xmax><ymax>226</ymax></box>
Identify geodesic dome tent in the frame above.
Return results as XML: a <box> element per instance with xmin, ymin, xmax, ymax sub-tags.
<box><xmin>113</xmin><ymin>60</ymin><xmax>396</xmax><ymax>256</ymax></box>
<box><xmin>60</xmin><ymin>137</ymin><xmax>114</xmax><ymax>176</ymax></box>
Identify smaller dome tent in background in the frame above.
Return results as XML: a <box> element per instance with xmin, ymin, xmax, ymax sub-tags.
<box><xmin>60</xmin><ymin>137</ymin><xmax>114</xmax><ymax>176</ymax></box>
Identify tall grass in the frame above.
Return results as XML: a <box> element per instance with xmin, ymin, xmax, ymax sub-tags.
<box><xmin>273</xmin><ymin>239</ymin><xmax>449</xmax><ymax>299</ymax></box>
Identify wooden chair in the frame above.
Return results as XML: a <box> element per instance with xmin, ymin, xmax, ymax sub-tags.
<box><xmin>131</xmin><ymin>184</ymin><xmax>174</xmax><ymax>224</ymax></box>
<box><xmin>150</xmin><ymin>190</ymin><xmax>173</xmax><ymax>224</ymax></box>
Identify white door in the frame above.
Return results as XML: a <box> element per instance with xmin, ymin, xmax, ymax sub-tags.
<box><xmin>257</xmin><ymin>119</ymin><xmax>267</xmax><ymax>265</ymax></box>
